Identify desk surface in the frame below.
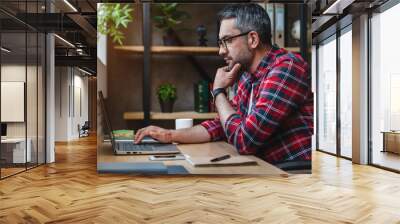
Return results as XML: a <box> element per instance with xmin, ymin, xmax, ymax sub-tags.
<box><xmin>381</xmin><ymin>131</ymin><xmax>400</xmax><ymax>134</ymax></box>
<box><xmin>1</xmin><ymin>138</ymin><xmax>27</xmax><ymax>143</ymax></box>
<box><xmin>98</xmin><ymin>140</ymin><xmax>287</xmax><ymax>176</ymax></box>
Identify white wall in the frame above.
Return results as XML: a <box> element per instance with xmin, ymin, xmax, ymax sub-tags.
<box><xmin>1</xmin><ymin>63</ymin><xmax>46</xmax><ymax>164</ymax></box>
<box><xmin>72</xmin><ymin>73</ymin><xmax>89</xmax><ymax>138</ymax></box>
<box><xmin>97</xmin><ymin>33</ymin><xmax>107</xmax><ymax>97</ymax></box>
<box><xmin>55</xmin><ymin>67</ymin><xmax>89</xmax><ymax>141</ymax></box>
<box><xmin>1</xmin><ymin>65</ymin><xmax>33</xmax><ymax>137</ymax></box>
<box><xmin>55</xmin><ymin>67</ymin><xmax>69</xmax><ymax>141</ymax></box>
<box><xmin>1</xmin><ymin>65</ymin><xmax>26</xmax><ymax>140</ymax></box>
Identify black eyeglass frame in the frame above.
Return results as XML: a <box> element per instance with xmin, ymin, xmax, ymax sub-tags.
<box><xmin>217</xmin><ymin>31</ymin><xmax>251</xmax><ymax>49</ymax></box>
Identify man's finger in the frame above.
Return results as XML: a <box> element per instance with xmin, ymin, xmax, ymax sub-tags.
<box><xmin>135</xmin><ymin>128</ymin><xmax>149</xmax><ymax>143</ymax></box>
<box><xmin>223</xmin><ymin>65</ymin><xmax>231</xmax><ymax>72</ymax></box>
<box><xmin>134</xmin><ymin>128</ymin><xmax>144</xmax><ymax>142</ymax></box>
<box><xmin>134</xmin><ymin>131</ymin><xmax>143</xmax><ymax>143</ymax></box>
<box><xmin>229</xmin><ymin>63</ymin><xmax>241</xmax><ymax>74</ymax></box>
<box><xmin>134</xmin><ymin>128</ymin><xmax>142</xmax><ymax>139</ymax></box>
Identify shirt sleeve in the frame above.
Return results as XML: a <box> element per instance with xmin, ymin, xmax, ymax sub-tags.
<box><xmin>201</xmin><ymin>88</ymin><xmax>240</xmax><ymax>142</ymax></box>
<box><xmin>200</xmin><ymin>116</ymin><xmax>226</xmax><ymax>141</ymax></box>
<box><xmin>224</xmin><ymin>58</ymin><xmax>310</xmax><ymax>155</ymax></box>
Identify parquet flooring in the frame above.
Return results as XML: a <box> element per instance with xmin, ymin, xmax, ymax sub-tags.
<box><xmin>1</xmin><ymin>135</ymin><xmax>400</xmax><ymax>223</ymax></box>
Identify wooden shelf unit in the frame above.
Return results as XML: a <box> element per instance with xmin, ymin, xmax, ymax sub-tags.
<box><xmin>115</xmin><ymin>45</ymin><xmax>300</xmax><ymax>55</ymax></box>
<box><xmin>124</xmin><ymin>111</ymin><xmax>217</xmax><ymax>120</ymax></box>
<box><xmin>114</xmin><ymin>45</ymin><xmax>219</xmax><ymax>55</ymax></box>
<box><xmin>286</xmin><ymin>47</ymin><xmax>301</xmax><ymax>53</ymax></box>
<box><xmin>117</xmin><ymin>4</ymin><xmax>306</xmax><ymax>125</ymax></box>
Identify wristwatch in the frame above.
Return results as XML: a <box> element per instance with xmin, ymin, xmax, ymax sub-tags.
<box><xmin>211</xmin><ymin>88</ymin><xmax>226</xmax><ymax>103</ymax></box>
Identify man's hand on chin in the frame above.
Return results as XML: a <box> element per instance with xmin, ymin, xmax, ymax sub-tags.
<box><xmin>213</xmin><ymin>63</ymin><xmax>242</xmax><ymax>90</ymax></box>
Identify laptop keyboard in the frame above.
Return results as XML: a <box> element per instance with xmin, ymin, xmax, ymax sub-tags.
<box><xmin>117</xmin><ymin>142</ymin><xmax>154</xmax><ymax>151</ymax></box>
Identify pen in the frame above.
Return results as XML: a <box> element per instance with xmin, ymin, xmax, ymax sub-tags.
<box><xmin>210</xmin><ymin>154</ymin><xmax>231</xmax><ymax>162</ymax></box>
<box><xmin>154</xmin><ymin>155</ymin><xmax>177</xmax><ymax>158</ymax></box>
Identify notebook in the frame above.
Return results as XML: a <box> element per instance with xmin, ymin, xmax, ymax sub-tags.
<box><xmin>112</xmin><ymin>130</ymin><xmax>134</xmax><ymax>140</ymax></box>
<box><xmin>97</xmin><ymin>162</ymin><xmax>168</xmax><ymax>174</ymax></box>
<box><xmin>97</xmin><ymin>162</ymin><xmax>189</xmax><ymax>174</ymax></box>
<box><xmin>185</xmin><ymin>155</ymin><xmax>257</xmax><ymax>167</ymax></box>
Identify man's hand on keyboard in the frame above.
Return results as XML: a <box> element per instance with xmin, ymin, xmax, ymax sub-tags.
<box><xmin>134</xmin><ymin>126</ymin><xmax>173</xmax><ymax>144</ymax></box>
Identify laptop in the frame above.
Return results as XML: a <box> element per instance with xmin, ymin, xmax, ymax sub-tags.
<box><xmin>98</xmin><ymin>91</ymin><xmax>180</xmax><ymax>155</ymax></box>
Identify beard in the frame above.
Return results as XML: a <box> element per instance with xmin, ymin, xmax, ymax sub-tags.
<box><xmin>228</xmin><ymin>47</ymin><xmax>253</xmax><ymax>72</ymax></box>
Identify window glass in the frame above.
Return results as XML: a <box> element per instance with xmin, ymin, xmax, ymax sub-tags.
<box><xmin>339</xmin><ymin>28</ymin><xmax>352</xmax><ymax>158</ymax></box>
<box><xmin>371</xmin><ymin>3</ymin><xmax>400</xmax><ymax>171</ymax></box>
<box><xmin>317</xmin><ymin>36</ymin><xmax>337</xmax><ymax>154</ymax></box>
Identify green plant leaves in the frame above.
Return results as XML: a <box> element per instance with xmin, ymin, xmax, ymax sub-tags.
<box><xmin>152</xmin><ymin>3</ymin><xmax>190</xmax><ymax>32</ymax></box>
<box><xmin>157</xmin><ymin>83</ymin><xmax>177</xmax><ymax>102</ymax></box>
<box><xmin>97</xmin><ymin>3</ymin><xmax>134</xmax><ymax>45</ymax></box>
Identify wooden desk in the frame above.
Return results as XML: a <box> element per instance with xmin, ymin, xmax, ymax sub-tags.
<box><xmin>1</xmin><ymin>138</ymin><xmax>32</xmax><ymax>164</ymax></box>
<box><xmin>382</xmin><ymin>131</ymin><xmax>400</xmax><ymax>154</ymax></box>
<box><xmin>97</xmin><ymin>140</ymin><xmax>287</xmax><ymax>176</ymax></box>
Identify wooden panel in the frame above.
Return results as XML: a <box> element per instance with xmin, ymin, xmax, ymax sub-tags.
<box><xmin>123</xmin><ymin>111</ymin><xmax>217</xmax><ymax>120</ymax></box>
<box><xmin>383</xmin><ymin>132</ymin><xmax>400</xmax><ymax>154</ymax></box>
<box><xmin>286</xmin><ymin>47</ymin><xmax>300</xmax><ymax>52</ymax></box>
<box><xmin>114</xmin><ymin>45</ymin><xmax>219</xmax><ymax>55</ymax></box>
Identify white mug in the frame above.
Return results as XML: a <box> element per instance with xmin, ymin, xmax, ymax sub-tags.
<box><xmin>175</xmin><ymin>118</ymin><xmax>193</xmax><ymax>130</ymax></box>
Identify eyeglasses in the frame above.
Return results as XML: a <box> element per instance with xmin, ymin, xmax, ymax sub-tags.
<box><xmin>217</xmin><ymin>31</ymin><xmax>251</xmax><ymax>49</ymax></box>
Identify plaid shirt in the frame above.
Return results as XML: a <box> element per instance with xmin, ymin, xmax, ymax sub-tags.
<box><xmin>201</xmin><ymin>45</ymin><xmax>313</xmax><ymax>165</ymax></box>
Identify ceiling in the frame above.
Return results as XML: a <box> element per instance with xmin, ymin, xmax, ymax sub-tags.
<box><xmin>1</xmin><ymin>0</ymin><xmax>394</xmax><ymax>74</ymax></box>
<box><xmin>1</xmin><ymin>0</ymin><xmax>100</xmax><ymax>73</ymax></box>
<box><xmin>310</xmin><ymin>0</ymin><xmax>390</xmax><ymax>39</ymax></box>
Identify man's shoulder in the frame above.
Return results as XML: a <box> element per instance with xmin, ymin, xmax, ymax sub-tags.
<box><xmin>273</xmin><ymin>47</ymin><xmax>307</xmax><ymax>67</ymax></box>
<box><xmin>265</xmin><ymin>47</ymin><xmax>308</xmax><ymax>78</ymax></box>
<box><xmin>256</xmin><ymin>46</ymin><xmax>309</xmax><ymax>81</ymax></box>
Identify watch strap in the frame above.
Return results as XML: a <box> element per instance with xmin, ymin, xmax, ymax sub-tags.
<box><xmin>212</xmin><ymin>88</ymin><xmax>226</xmax><ymax>103</ymax></box>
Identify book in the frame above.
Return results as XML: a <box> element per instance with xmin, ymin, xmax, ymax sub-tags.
<box><xmin>185</xmin><ymin>155</ymin><xmax>257</xmax><ymax>167</ymax></box>
<box><xmin>194</xmin><ymin>80</ymin><xmax>210</xmax><ymax>113</ymax></box>
<box><xmin>112</xmin><ymin>130</ymin><xmax>134</xmax><ymax>140</ymax></box>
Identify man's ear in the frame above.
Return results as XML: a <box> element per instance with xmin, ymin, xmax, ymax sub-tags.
<box><xmin>248</xmin><ymin>31</ymin><xmax>260</xmax><ymax>49</ymax></box>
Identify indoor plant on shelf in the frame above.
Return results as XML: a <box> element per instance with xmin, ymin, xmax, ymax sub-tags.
<box><xmin>157</xmin><ymin>83</ymin><xmax>177</xmax><ymax>113</ymax></box>
<box><xmin>153</xmin><ymin>3</ymin><xmax>190</xmax><ymax>46</ymax></box>
<box><xmin>97</xmin><ymin>3</ymin><xmax>134</xmax><ymax>45</ymax></box>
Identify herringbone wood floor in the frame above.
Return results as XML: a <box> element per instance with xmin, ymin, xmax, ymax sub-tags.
<box><xmin>1</xmin><ymin>135</ymin><xmax>400</xmax><ymax>224</ymax></box>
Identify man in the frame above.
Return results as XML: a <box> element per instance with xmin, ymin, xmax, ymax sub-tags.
<box><xmin>135</xmin><ymin>4</ymin><xmax>313</xmax><ymax>170</ymax></box>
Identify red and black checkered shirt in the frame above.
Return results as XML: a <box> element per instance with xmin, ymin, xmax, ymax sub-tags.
<box><xmin>201</xmin><ymin>45</ymin><xmax>313</xmax><ymax>165</ymax></box>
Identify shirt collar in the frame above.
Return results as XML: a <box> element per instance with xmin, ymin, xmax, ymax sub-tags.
<box><xmin>250</xmin><ymin>44</ymin><xmax>281</xmax><ymax>80</ymax></box>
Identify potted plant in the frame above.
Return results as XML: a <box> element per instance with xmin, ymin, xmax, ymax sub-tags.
<box><xmin>152</xmin><ymin>3</ymin><xmax>190</xmax><ymax>46</ymax></box>
<box><xmin>157</xmin><ymin>83</ymin><xmax>177</xmax><ymax>113</ymax></box>
<box><xmin>97</xmin><ymin>3</ymin><xmax>134</xmax><ymax>45</ymax></box>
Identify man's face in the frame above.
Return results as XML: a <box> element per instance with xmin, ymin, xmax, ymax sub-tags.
<box><xmin>218</xmin><ymin>18</ymin><xmax>253</xmax><ymax>71</ymax></box>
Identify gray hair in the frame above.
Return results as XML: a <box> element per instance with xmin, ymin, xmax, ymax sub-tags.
<box><xmin>218</xmin><ymin>3</ymin><xmax>272</xmax><ymax>46</ymax></box>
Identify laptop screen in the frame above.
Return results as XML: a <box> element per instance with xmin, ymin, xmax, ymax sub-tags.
<box><xmin>98</xmin><ymin>91</ymin><xmax>114</xmax><ymax>140</ymax></box>
<box><xmin>98</xmin><ymin>91</ymin><xmax>159</xmax><ymax>147</ymax></box>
